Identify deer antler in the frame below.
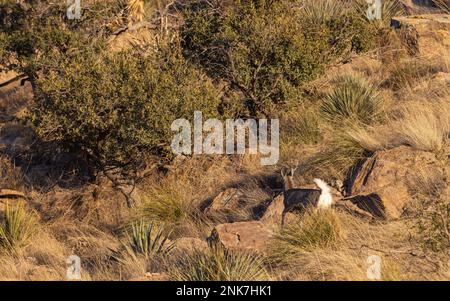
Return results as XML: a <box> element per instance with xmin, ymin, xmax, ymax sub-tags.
<box><xmin>290</xmin><ymin>160</ymin><xmax>299</xmax><ymax>176</ymax></box>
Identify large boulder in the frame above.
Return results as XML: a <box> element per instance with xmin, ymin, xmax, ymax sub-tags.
<box><xmin>391</xmin><ymin>14</ymin><xmax>450</xmax><ymax>57</ymax></box>
<box><xmin>399</xmin><ymin>1</ymin><xmax>443</xmax><ymax>14</ymax></box>
<box><xmin>209</xmin><ymin>221</ymin><xmax>272</xmax><ymax>253</ymax></box>
<box><xmin>259</xmin><ymin>195</ymin><xmax>297</xmax><ymax>228</ymax></box>
<box><xmin>347</xmin><ymin>146</ymin><xmax>447</xmax><ymax>219</ymax></box>
<box><xmin>259</xmin><ymin>195</ymin><xmax>284</xmax><ymax>226</ymax></box>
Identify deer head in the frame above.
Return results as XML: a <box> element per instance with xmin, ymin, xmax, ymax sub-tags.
<box><xmin>281</xmin><ymin>162</ymin><xmax>298</xmax><ymax>191</ymax></box>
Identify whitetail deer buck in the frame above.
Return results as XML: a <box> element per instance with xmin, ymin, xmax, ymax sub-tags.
<box><xmin>280</xmin><ymin>166</ymin><xmax>334</xmax><ymax>226</ymax></box>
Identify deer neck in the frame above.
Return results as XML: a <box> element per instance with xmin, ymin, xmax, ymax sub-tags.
<box><xmin>283</xmin><ymin>176</ymin><xmax>295</xmax><ymax>191</ymax></box>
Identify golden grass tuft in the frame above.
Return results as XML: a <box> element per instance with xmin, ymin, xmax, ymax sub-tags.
<box><xmin>394</xmin><ymin>102</ymin><xmax>449</xmax><ymax>152</ymax></box>
<box><xmin>139</xmin><ymin>183</ymin><xmax>192</xmax><ymax>225</ymax></box>
<box><xmin>268</xmin><ymin>209</ymin><xmax>344</xmax><ymax>265</ymax></box>
<box><xmin>126</xmin><ymin>0</ymin><xmax>146</xmax><ymax>23</ymax></box>
<box><xmin>169</xmin><ymin>247</ymin><xmax>270</xmax><ymax>281</ymax></box>
<box><xmin>338</xmin><ymin>101</ymin><xmax>449</xmax><ymax>154</ymax></box>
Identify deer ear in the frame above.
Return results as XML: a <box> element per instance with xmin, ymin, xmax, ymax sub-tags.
<box><xmin>281</xmin><ymin>168</ymin><xmax>285</xmax><ymax>177</ymax></box>
<box><xmin>291</xmin><ymin>167</ymin><xmax>297</xmax><ymax>177</ymax></box>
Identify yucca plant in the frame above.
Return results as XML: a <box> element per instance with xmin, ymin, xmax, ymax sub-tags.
<box><xmin>169</xmin><ymin>247</ymin><xmax>270</xmax><ymax>281</ymax></box>
<box><xmin>125</xmin><ymin>220</ymin><xmax>174</xmax><ymax>260</ymax></box>
<box><xmin>321</xmin><ymin>75</ymin><xmax>384</xmax><ymax>125</ymax></box>
<box><xmin>0</xmin><ymin>203</ymin><xmax>36</xmax><ymax>255</ymax></box>
<box><xmin>300</xmin><ymin>0</ymin><xmax>350</xmax><ymax>23</ymax></box>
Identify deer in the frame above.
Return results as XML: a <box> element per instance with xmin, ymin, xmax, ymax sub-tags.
<box><xmin>280</xmin><ymin>165</ymin><xmax>334</xmax><ymax>227</ymax></box>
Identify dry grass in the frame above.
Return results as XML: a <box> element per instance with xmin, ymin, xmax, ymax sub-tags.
<box><xmin>385</xmin><ymin>57</ymin><xmax>449</xmax><ymax>92</ymax></box>
<box><xmin>0</xmin><ymin>7</ymin><xmax>449</xmax><ymax>280</ymax></box>
<box><xmin>139</xmin><ymin>182</ymin><xmax>194</xmax><ymax>227</ymax></box>
<box><xmin>268</xmin><ymin>210</ymin><xmax>448</xmax><ymax>280</ymax></box>
<box><xmin>137</xmin><ymin>155</ymin><xmax>274</xmax><ymax>236</ymax></box>
<box><xmin>0</xmin><ymin>203</ymin><xmax>37</xmax><ymax>255</ymax></box>
<box><xmin>310</xmin><ymin>128</ymin><xmax>368</xmax><ymax>179</ymax></box>
<box><xmin>169</xmin><ymin>247</ymin><xmax>270</xmax><ymax>281</ymax></box>
<box><xmin>280</xmin><ymin>107</ymin><xmax>322</xmax><ymax>147</ymax></box>
<box><xmin>433</xmin><ymin>0</ymin><xmax>450</xmax><ymax>13</ymax></box>
<box><xmin>268</xmin><ymin>209</ymin><xmax>344</xmax><ymax>265</ymax></box>
<box><xmin>395</xmin><ymin>103</ymin><xmax>449</xmax><ymax>152</ymax></box>
<box><xmin>346</xmin><ymin>101</ymin><xmax>450</xmax><ymax>154</ymax></box>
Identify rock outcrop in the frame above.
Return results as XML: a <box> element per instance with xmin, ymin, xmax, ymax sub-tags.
<box><xmin>259</xmin><ymin>195</ymin><xmax>284</xmax><ymax>226</ymax></box>
<box><xmin>205</xmin><ymin>188</ymin><xmax>244</xmax><ymax>213</ymax></box>
<box><xmin>399</xmin><ymin>0</ymin><xmax>444</xmax><ymax>14</ymax></box>
<box><xmin>347</xmin><ymin>146</ymin><xmax>447</xmax><ymax>219</ymax></box>
<box><xmin>209</xmin><ymin>221</ymin><xmax>273</xmax><ymax>253</ymax></box>
<box><xmin>259</xmin><ymin>195</ymin><xmax>297</xmax><ymax>228</ymax></box>
<box><xmin>391</xmin><ymin>14</ymin><xmax>450</xmax><ymax>57</ymax></box>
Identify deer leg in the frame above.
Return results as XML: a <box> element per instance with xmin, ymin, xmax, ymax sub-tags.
<box><xmin>281</xmin><ymin>210</ymin><xmax>286</xmax><ymax>228</ymax></box>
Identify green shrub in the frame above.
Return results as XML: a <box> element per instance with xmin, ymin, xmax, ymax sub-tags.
<box><xmin>416</xmin><ymin>198</ymin><xmax>449</xmax><ymax>254</ymax></box>
<box><xmin>1</xmin><ymin>2</ymin><xmax>220</xmax><ymax>205</ymax></box>
<box><xmin>31</xmin><ymin>45</ymin><xmax>219</xmax><ymax>178</ymax></box>
<box><xmin>169</xmin><ymin>247</ymin><xmax>270</xmax><ymax>281</ymax></box>
<box><xmin>181</xmin><ymin>0</ymin><xmax>368</xmax><ymax>117</ymax></box>
<box><xmin>321</xmin><ymin>75</ymin><xmax>384</xmax><ymax>125</ymax></box>
<box><xmin>0</xmin><ymin>203</ymin><xmax>37</xmax><ymax>255</ymax></box>
<box><xmin>0</xmin><ymin>1</ymin><xmax>121</xmax><ymax>80</ymax></box>
<box><xmin>350</xmin><ymin>0</ymin><xmax>404</xmax><ymax>53</ymax></box>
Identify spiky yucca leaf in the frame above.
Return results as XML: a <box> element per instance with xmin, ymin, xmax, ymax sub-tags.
<box><xmin>0</xmin><ymin>203</ymin><xmax>36</xmax><ymax>254</ymax></box>
<box><xmin>301</xmin><ymin>0</ymin><xmax>350</xmax><ymax>23</ymax></box>
<box><xmin>125</xmin><ymin>220</ymin><xmax>174</xmax><ymax>260</ymax></box>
